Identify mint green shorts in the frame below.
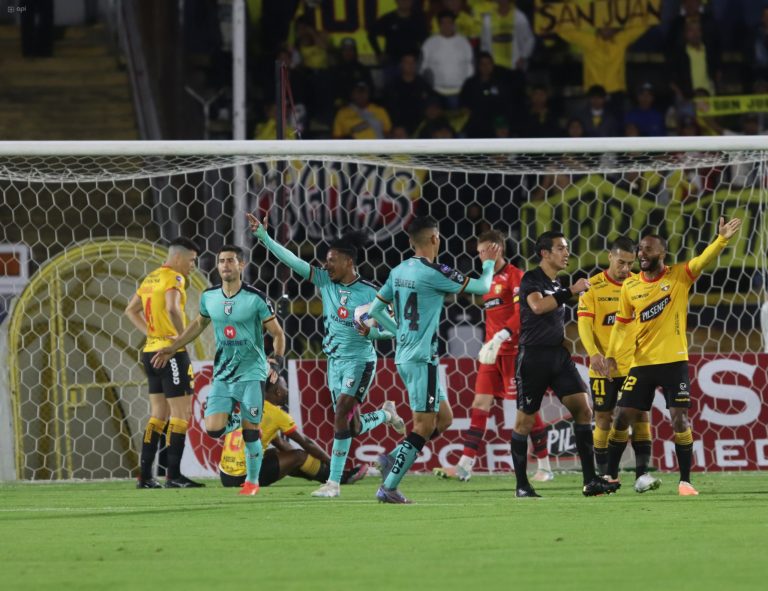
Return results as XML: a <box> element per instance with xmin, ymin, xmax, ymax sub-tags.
<box><xmin>205</xmin><ymin>380</ymin><xmax>265</xmax><ymax>423</ymax></box>
<box><xmin>397</xmin><ymin>362</ymin><xmax>446</xmax><ymax>413</ymax></box>
<box><xmin>327</xmin><ymin>357</ymin><xmax>376</xmax><ymax>406</ymax></box>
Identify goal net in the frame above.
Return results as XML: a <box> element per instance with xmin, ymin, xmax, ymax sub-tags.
<box><xmin>1</xmin><ymin>138</ymin><xmax>767</xmax><ymax>481</ymax></box>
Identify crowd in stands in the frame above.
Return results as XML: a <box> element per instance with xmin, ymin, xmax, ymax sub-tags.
<box><xmin>235</xmin><ymin>0</ymin><xmax>768</xmax><ymax>141</ymax></box>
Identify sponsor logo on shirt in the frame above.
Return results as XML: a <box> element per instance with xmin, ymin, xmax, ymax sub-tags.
<box><xmin>337</xmin><ymin>306</ymin><xmax>349</xmax><ymax>319</ymax></box>
<box><xmin>224</xmin><ymin>325</ymin><xmax>237</xmax><ymax>339</ymax></box>
<box><xmin>602</xmin><ymin>312</ymin><xmax>617</xmax><ymax>326</ymax></box>
<box><xmin>484</xmin><ymin>297</ymin><xmax>503</xmax><ymax>308</ymax></box>
<box><xmin>639</xmin><ymin>296</ymin><xmax>671</xmax><ymax>322</ymax></box>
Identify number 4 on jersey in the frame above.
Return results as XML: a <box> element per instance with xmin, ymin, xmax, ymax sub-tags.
<box><xmin>396</xmin><ymin>292</ymin><xmax>419</xmax><ymax>331</ymax></box>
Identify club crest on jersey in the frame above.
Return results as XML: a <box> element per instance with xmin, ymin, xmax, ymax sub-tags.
<box><xmin>340</xmin><ymin>294</ymin><xmax>348</xmax><ymax>306</ymax></box>
<box><xmin>248</xmin><ymin>407</ymin><xmax>260</xmax><ymax>418</ymax></box>
<box><xmin>661</xmin><ymin>282</ymin><xmax>671</xmax><ymax>292</ymax></box>
<box><xmin>337</xmin><ymin>306</ymin><xmax>349</xmax><ymax>319</ymax></box>
<box><xmin>639</xmin><ymin>295</ymin><xmax>671</xmax><ymax>322</ymax></box>
<box><xmin>345</xmin><ymin>378</ymin><xmax>355</xmax><ymax>389</ymax></box>
<box><xmin>494</xmin><ymin>284</ymin><xmax>503</xmax><ymax>294</ymax></box>
<box><xmin>224</xmin><ymin>301</ymin><xmax>233</xmax><ymax>315</ymax></box>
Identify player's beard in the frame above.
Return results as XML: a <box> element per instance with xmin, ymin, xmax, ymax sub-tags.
<box><xmin>643</xmin><ymin>256</ymin><xmax>662</xmax><ymax>273</ymax></box>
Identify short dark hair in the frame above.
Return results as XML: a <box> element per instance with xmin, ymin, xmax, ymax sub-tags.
<box><xmin>328</xmin><ymin>231</ymin><xmax>368</xmax><ymax>263</ymax></box>
<box><xmin>437</xmin><ymin>10</ymin><xmax>456</xmax><ymax>21</ymax></box>
<box><xmin>218</xmin><ymin>244</ymin><xmax>245</xmax><ymax>262</ymax></box>
<box><xmin>478</xmin><ymin>229</ymin><xmax>506</xmax><ymax>247</ymax></box>
<box><xmin>168</xmin><ymin>237</ymin><xmax>200</xmax><ymax>254</ymax></box>
<box><xmin>534</xmin><ymin>231</ymin><xmax>566</xmax><ymax>260</ymax></box>
<box><xmin>610</xmin><ymin>237</ymin><xmax>636</xmax><ymax>254</ymax></box>
<box><xmin>407</xmin><ymin>216</ymin><xmax>439</xmax><ymax>241</ymax></box>
<box><xmin>639</xmin><ymin>233</ymin><xmax>667</xmax><ymax>250</ymax></box>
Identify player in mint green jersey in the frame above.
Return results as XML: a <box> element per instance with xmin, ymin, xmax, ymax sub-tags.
<box><xmin>247</xmin><ymin>212</ymin><xmax>405</xmax><ymax>499</ymax></box>
<box><xmin>151</xmin><ymin>245</ymin><xmax>286</xmax><ymax>496</ymax></box>
<box><xmin>368</xmin><ymin>216</ymin><xmax>500</xmax><ymax>503</ymax></box>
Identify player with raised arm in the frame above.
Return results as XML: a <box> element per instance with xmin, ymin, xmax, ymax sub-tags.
<box><xmin>435</xmin><ymin>229</ymin><xmax>554</xmax><ymax>482</ymax></box>
<box><xmin>152</xmin><ymin>245</ymin><xmax>285</xmax><ymax>496</ymax></box>
<box><xmin>124</xmin><ymin>237</ymin><xmax>204</xmax><ymax>489</ymax></box>
<box><xmin>597</xmin><ymin>217</ymin><xmax>742</xmax><ymax>496</ymax></box>
<box><xmin>368</xmin><ymin>216</ymin><xmax>498</xmax><ymax>504</ymax></box>
<box><xmin>577</xmin><ymin>237</ymin><xmax>653</xmax><ymax>484</ymax></box>
<box><xmin>512</xmin><ymin>231</ymin><xmax>619</xmax><ymax>498</ymax></box>
<box><xmin>247</xmin><ymin>212</ymin><xmax>405</xmax><ymax>499</ymax></box>
<box><xmin>218</xmin><ymin>376</ymin><xmax>368</xmax><ymax>488</ymax></box>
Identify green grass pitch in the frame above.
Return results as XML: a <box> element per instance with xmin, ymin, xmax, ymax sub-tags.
<box><xmin>1</xmin><ymin>472</ymin><xmax>767</xmax><ymax>591</ymax></box>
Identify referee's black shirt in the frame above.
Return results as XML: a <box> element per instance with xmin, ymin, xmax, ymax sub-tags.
<box><xmin>518</xmin><ymin>267</ymin><xmax>572</xmax><ymax>347</ymax></box>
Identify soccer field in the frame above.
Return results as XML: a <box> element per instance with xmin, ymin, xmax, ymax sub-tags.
<box><xmin>1</xmin><ymin>473</ymin><xmax>767</xmax><ymax>591</ymax></box>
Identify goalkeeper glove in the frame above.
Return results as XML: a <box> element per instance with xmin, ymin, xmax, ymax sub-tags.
<box><xmin>477</xmin><ymin>329</ymin><xmax>511</xmax><ymax>365</ymax></box>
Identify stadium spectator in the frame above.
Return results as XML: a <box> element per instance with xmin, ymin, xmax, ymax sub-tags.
<box><xmin>566</xmin><ymin>117</ymin><xmax>586</xmax><ymax>138</ymax></box>
<box><xmin>430</xmin><ymin>0</ymin><xmax>480</xmax><ymax>42</ymax></box>
<box><xmin>744</xmin><ymin>7</ymin><xmax>768</xmax><ymax>88</ymax></box>
<box><xmin>575</xmin><ymin>85</ymin><xmax>620</xmax><ymax>138</ymax></box>
<box><xmin>625</xmin><ymin>83</ymin><xmax>667</xmax><ymax>136</ymax></box>
<box><xmin>329</xmin><ymin>38</ymin><xmax>375</xmax><ymax>112</ymax></box>
<box><xmin>518</xmin><ymin>84</ymin><xmax>562</xmax><ymax>138</ymax></box>
<box><xmin>383</xmin><ymin>52</ymin><xmax>432</xmax><ymax>135</ymax></box>
<box><xmin>420</xmin><ymin>10</ymin><xmax>475</xmax><ymax>109</ymax></box>
<box><xmin>368</xmin><ymin>0</ymin><xmax>429</xmax><ymax>74</ymax></box>
<box><xmin>668</xmin><ymin>18</ymin><xmax>721</xmax><ymax>98</ymax></box>
<box><xmin>473</xmin><ymin>0</ymin><xmax>535</xmax><ymax>71</ymax></box>
<box><xmin>20</xmin><ymin>0</ymin><xmax>54</xmax><ymax>57</ymax></box>
<box><xmin>556</xmin><ymin>22</ymin><xmax>651</xmax><ymax>97</ymax></box>
<box><xmin>460</xmin><ymin>52</ymin><xmax>525</xmax><ymax>137</ymax></box>
<box><xmin>332</xmin><ymin>82</ymin><xmax>392</xmax><ymax>139</ymax></box>
<box><xmin>414</xmin><ymin>94</ymin><xmax>453</xmax><ymax>138</ymax></box>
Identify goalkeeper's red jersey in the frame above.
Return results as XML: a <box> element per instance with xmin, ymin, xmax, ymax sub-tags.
<box><xmin>482</xmin><ymin>262</ymin><xmax>524</xmax><ymax>355</ymax></box>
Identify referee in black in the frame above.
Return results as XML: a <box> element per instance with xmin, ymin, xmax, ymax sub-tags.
<box><xmin>511</xmin><ymin>231</ymin><xmax>620</xmax><ymax>498</ymax></box>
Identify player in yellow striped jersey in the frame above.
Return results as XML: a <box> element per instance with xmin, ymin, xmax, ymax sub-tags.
<box><xmin>597</xmin><ymin>217</ymin><xmax>742</xmax><ymax>496</ymax></box>
<box><xmin>219</xmin><ymin>376</ymin><xmax>368</xmax><ymax>488</ymax></box>
<box><xmin>124</xmin><ymin>238</ymin><xmax>203</xmax><ymax>489</ymax></box>
<box><xmin>577</xmin><ymin>237</ymin><xmax>652</xmax><ymax>481</ymax></box>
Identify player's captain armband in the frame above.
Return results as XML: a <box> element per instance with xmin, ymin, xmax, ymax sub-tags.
<box><xmin>438</xmin><ymin>264</ymin><xmax>465</xmax><ymax>284</ymax></box>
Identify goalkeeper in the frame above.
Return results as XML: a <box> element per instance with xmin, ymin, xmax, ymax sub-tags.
<box><xmin>434</xmin><ymin>230</ymin><xmax>553</xmax><ymax>483</ymax></box>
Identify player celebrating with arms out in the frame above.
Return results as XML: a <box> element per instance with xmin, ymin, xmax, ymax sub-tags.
<box><xmin>577</xmin><ymin>236</ymin><xmax>653</xmax><ymax>486</ymax></box>
<box><xmin>124</xmin><ymin>237</ymin><xmax>203</xmax><ymax>489</ymax></box>
<box><xmin>248</xmin><ymin>212</ymin><xmax>405</xmax><ymax>499</ymax></box>
<box><xmin>597</xmin><ymin>217</ymin><xmax>742</xmax><ymax>496</ymax></box>
<box><xmin>436</xmin><ymin>229</ymin><xmax>554</xmax><ymax>482</ymax></box>
<box><xmin>152</xmin><ymin>245</ymin><xmax>285</xmax><ymax>496</ymax></box>
<box><xmin>368</xmin><ymin>216</ymin><xmax>499</xmax><ymax>504</ymax></box>
<box><xmin>512</xmin><ymin>231</ymin><xmax>619</xmax><ymax>498</ymax></box>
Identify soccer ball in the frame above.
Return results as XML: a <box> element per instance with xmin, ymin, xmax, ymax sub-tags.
<box><xmin>354</xmin><ymin>303</ymin><xmax>377</xmax><ymax>328</ymax></box>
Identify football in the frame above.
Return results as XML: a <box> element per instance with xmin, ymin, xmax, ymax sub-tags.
<box><xmin>353</xmin><ymin>303</ymin><xmax>378</xmax><ymax>328</ymax></box>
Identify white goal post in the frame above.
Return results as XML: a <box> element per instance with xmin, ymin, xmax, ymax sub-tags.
<box><xmin>1</xmin><ymin>137</ymin><xmax>767</xmax><ymax>481</ymax></box>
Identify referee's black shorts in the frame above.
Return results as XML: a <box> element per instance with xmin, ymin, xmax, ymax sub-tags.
<box><xmin>141</xmin><ymin>350</ymin><xmax>193</xmax><ymax>398</ymax></box>
<box><xmin>515</xmin><ymin>345</ymin><xmax>587</xmax><ymax>414</ymax></box>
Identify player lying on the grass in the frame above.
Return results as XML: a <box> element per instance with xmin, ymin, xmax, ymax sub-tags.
<box><xmin>434</xmin><ymin>229</ymin><xmax>555</xmax><ymax>483</ymax></box>
<box><xmin>152</xmin><ymin>245</ymin><xmax>285</xmax><ymax>497</ymax></box>
<box><xmin>511</xmin><ymin>231</ymin><xmax>619</xmax><ymax>498</ymax></box>
<box><xmin>577</xmin><ymin>236</ymin><xmax>654</xmax><ymax>489</ymax></box>
<box><xmin>124</xmin><ymin>237</ymin><xmax>204</xmax><ymax>489</ymax></box>
<box><xmin>596</xmin><ymin>217</ymin><xmax>742</xmax><ymax>497</ymax></box>
<box><xmin>368</xmin><ymin>216</ymin><xmax>498</xmax><ymax>504</ymax></box>
<box><xmin>248</xmin><ymin>212</ymin><xmax>405</xmax><ymax>499</ymax></box>
<box><xmin>219</xmin><ymin>376</ymin><xmax>369</xmax><ymax>487</ymax></box>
